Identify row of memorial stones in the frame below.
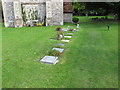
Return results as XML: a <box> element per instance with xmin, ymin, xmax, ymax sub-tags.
<box><xmin>40</xmin><ymin>26</ymin><xmax>79</xmax><ymax>65</ymax></box>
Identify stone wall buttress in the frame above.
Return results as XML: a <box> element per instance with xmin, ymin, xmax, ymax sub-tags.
<box><xmin>2</xmin><ymin>0</ymin><xmax>15</xmax><ymax>27</ymax></box>
<box><xmin>13</xmin><ymin>0</ymin><xmax>23</xmax><ymax>28</ymax></box>
<box><xmin>46</xmin><ymin>0</ymin><xmax>52</xmax><ymax>26</ymax></box>
<box><xmin>46</xmin><ymin>0</ymin><xmax>63</xmax><ymax>26</ymax></box>
<box><xmin>52</xmin><ymin>0</ymin><xmax>63</xmax><ymax>25</ymax></box>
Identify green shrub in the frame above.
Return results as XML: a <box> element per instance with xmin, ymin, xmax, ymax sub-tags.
<box><xmin>72</xmin><ymin>17</ymin><xmax>79</xmax><ymax>23</ymax></box>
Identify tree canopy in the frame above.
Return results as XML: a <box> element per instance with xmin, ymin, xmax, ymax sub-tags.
<box><xmin>73</xmin><ymin>2</ymin><xmax>120</xmax><ymax>19</ymax></box>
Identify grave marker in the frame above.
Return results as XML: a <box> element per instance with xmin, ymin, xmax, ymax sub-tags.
<box><xmin>52</xmin><ymin>48</ymin><xmax>64</xmax><ymax>53</ymax></box>
<box><xmin>66</xmin><ymin>33</ymin><xmax>73</xmax><ymax>35</ymax></box>
<box><xmin>40</xmin><ymin>56</ymin><xmax>58</xmax><ymax>64</ymax></box>
<box><xmin>61</xmin><ymin>40</ymin><xmax>70</xmax><ymax>42</ymax></box>
<box><xmin>57</xmin><ymin>44</ymin><xmax>65</xmax><ymax>46</ymax></box>
<box><xmin>64</xmin><ymin>36</ymin><xmax>72</xmax><ymax>38</ymax></box>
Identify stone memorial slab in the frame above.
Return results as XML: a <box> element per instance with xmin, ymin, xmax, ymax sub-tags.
<box><xmin>57</xmin><ymin>43</ymin><xmax>65</xmax><ymax>46</ymax></box>
<box><xmin>68</xmin><ymin>26</ymin><xmax>73</xmax><ymax>28</ymax></box>
<box><xmin>40</xmin><ymin>56</ymin><xmax>58</xmax><ymax>64</ymax></box>
<box><xmin>61</xmin><ymin>40</ymin><xmax>70</xmax><ymax>42</ymax></box>
<box><xmin>62</xmin><ymin>30</ymin><xmax>68</xmax><ymax>32</ymax></box>
<box><xmin>74</xmin><ymin>29</ymin><xmax>80</xmax><ymax>31</ymax></box>
<box><xmin>66</xmin><ymin>33</ymin><xmax>74</xmax><ymax>35</ymax></box>
<box><xmin>62</xmin><ymin>28</ymin><xmax>69</xmax><ymax>30</ymax></box>
<box><xmin>52</xmin><ymin>48</ymin><xmax>64</xmax><ymax>53</ymax></box>
<box><xmin>62</xmin><ymin>29</ymin><xmax>68</xmax><ymax>32</ymax></box>
<box><xmin>64</xmin><ymin>36</ymin><xmax>72</xmax><ymax>38</ymax></box>
<box><xmin>64</xmin><ymin>28</ymin><xmax>69</xmax><ymax>30</ymax></box>
<box><xmin>76</xmin><ymin>29</ymin><xmax>80</xmax><ymax>31</ymax></box>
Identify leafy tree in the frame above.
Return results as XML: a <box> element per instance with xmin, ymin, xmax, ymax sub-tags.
<box><xmin>73</xmin><ymin>2</ymin><xmax>86</xmax><ymax>15</ymax></box>
<box><xmin>109</xmin><ymin>2</ymin><xmax>120</xmax><ymax>20</ymax></box>
<box><xmin>73</xmin><ymin>2</ymin><xmax>120</xmax><ymax>20</ymax></box>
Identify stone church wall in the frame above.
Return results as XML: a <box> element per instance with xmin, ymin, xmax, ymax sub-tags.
<box><xmin>46</xmin><ymin>0</ymin><xmax>63</xmax><ymax>26</ymax></box>
<box><xmin>63</xmin><ymin>13</ymin><xmax>73</xmax><ymax>23</ymax></box>
<box><xmin>2</xmin><ymin>1</ymin><xmax>15</xmax><ymax>27</ymax></box>
<box><xmin>38</xmin><ymin>3</ymin><xmax>46</xmax><ymax>22</ymax></box>
<box><xmin>14</xmin><ymin>0</ymin><xmax>23</xmax><ymax>28</ymax></box>
<box><xmin>2</xmin><ymin>0</ymin><xmax>65</xmax><ymax>27</ymax></box>
<box><xmin>52</xmin><ymin>0</ymin><xmax>63</xmax><ymax>25</ymax></box>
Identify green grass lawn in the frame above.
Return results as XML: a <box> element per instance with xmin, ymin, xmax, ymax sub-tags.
<box><xmin>0</xmin><ymin>22</ymin><xmax>2</xmax><ymax>89</ymax></box>
<box><xmin>2</xmin><ymin>16</ymin><xmax>118</xmax><ymax>88</ymax></box>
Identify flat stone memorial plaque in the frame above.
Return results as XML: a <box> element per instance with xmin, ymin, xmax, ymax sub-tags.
<box><xmin>66</xmin><ymin>33</ymin><xmax>74</xmax><ymax>35</ymax></box>
<box><xmin>74</xmin><ymin>29</ymin><xmax>80</xmax><ymax>31</ymax></box>
<box><xmin>68</xmin><ymin>26</ymin><xmax>73</xmax><ymax>28</ymax></box>
<box><xmin>64</xmin><ymin>36</ymin><xmax>72</xmax><ymax>38</ymax></box>
<box><xmin>62</xmin><ymin>29</ymin><xmax>68</xmax><ymax>32</ymax></box>
<box><xmin>61</xmin><ymin>40</ymin><xmax>70</xmax><ymax>42</ymax></box>
<box><xmin>57</xmin><ymin>43</ymin><xmax>65</xmax><ymax>46</ymax></box>
<box><xmin>76</xmin><ymin>30</ymin><xmax>80</xmax><ymax>31</ymax></box>
<box><xmin>40</xmin><ymin>56</ymin><xmax>58</xmax><ymax>64</ymax></box>
<box><xmin>52</xmin><ymin>48</ymin><xmax>64</xmax><ymax>53</ymax></box>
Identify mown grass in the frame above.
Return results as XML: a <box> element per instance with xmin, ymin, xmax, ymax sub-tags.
<box><xmin>0</xmin><ymin>22</ymin><xmax>2</xmax><ymax>89</ymax></box>
<box><xmin>2</xmin><ymin>16</ymin><xmax>118</xmax><ymax>88</ymax></box>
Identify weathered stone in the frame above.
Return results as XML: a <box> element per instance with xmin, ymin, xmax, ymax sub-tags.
<box><xmin>67</xmin><ymin>26</ymin><xmax>73</xmax><ymax>28</ymax></box>
<box><xmin>2</xmin><ymin>1</ymin><xmax>15</xmax><ymax>27</ymax></box>
<box><xmin>62</xmin><ymin>28</ymin><xmax>68</xmax><ymax>32</ymax></box>
<box><xmin>61</xmin><ymin>40</ymin><xmax>70</xmax><ymax>42</ymax></box>
<box><xmin>52</xmin><ymin>48</ymin><xmax>64</xmax><ymax>53</ymax></box>
<box><xmin>66</xmin><ymin>33</ymin><xmax>73</xmax><ymax>35</ymax></box>
<box><xmin>64</xmin><ymin>36</ymin><xmax>72</xmax><ymax>38</ymax></box>
<box><xmin>13</xmin><ymin>0</ymin><xmax>23</xmax><ymax>28</ymax></box>
<box><xmin>51</xmin><ymin>0</ymin><xmax>63</xmax><ymax>25</ymax></box>
<box><xmin>64</xmin><ymin>13</ymin><xmax>73</xmax><ymax>23</ymax></box>
<box><xmin>74</xmin><ymin>29</ymin><xmax>80</xmax><ymax>32</ymax></box>
<box><xmin>40</xmin><ymin>56</ymin><xmax>58</xmax><ymax>64</ymax></box>
<box><xmin>2</xmin><ymin>0</ymin><xmax>72</xmax><ymax>28</ymax></box>
<box><xmin>46</xmin><ymin>1</ymin><xmax>52</xmax><ymax>26</ymax></box>
<box><xmin>57</xmin><ymin>43</ymin><xmax>65</xmax><ymax>46</ymax></box>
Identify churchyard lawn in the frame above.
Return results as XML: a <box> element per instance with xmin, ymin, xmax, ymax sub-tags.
<box><xmin>2</xmin><ymin>16</ymin><xmax>118</xmax><ymax>88</ymax></box>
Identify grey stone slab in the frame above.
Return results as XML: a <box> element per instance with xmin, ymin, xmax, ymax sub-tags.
<box><xmin>62</xmin><ymin>29</ymin><xmax>68</xmax><ymax>32</ymax></box>
<box><xmin>57</xmin><ymin>43</ymin><xmax>65</xmax><ymax>46</ymax></box>
<box><xmin>76</xmin><ymin>26</ymin><xmax>80</xmax><ymax>28</ymax></box>
<box><xmin>61</xmin><ymin>40</ymin><xmax>70</xmax><ymax>42</ymax></box>
<box><xmin>74</xmin><ymin>29</ymin><xmax>80</xmax><ymax>31</ymax></box>
<box><xmin>76</xmin><ymin>30</ymin><xmax>80</xmax><ymax>31</ymax></box>
<box><xmin>66</xmin><ymin>33</ymin><xmax>74</xmax><ymax>35</ymax></box>
<box><xmin>68</xmin><ymin>26</ymin><xmax>73</xmax><ymax>28</ymax></box>
<box><xmin>64</xmin><ymin>36</ymin><xmax>72</xmax><ymax>38</ymax></box>
<box><xmin>52</xmin><ymin>48</ymin><xmax>64</xmax><ymax>53</ymax></box>
<box><xmin>40</xmin><ymin>56</ymin><xmax>58</xmax><ymax>64</ymax></box>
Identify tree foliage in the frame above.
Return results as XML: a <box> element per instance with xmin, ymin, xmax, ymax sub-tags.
<box><xmin>73</xmin><ymin>2</ymin><xmax>120</xmax><ymax>19</ymax></box>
